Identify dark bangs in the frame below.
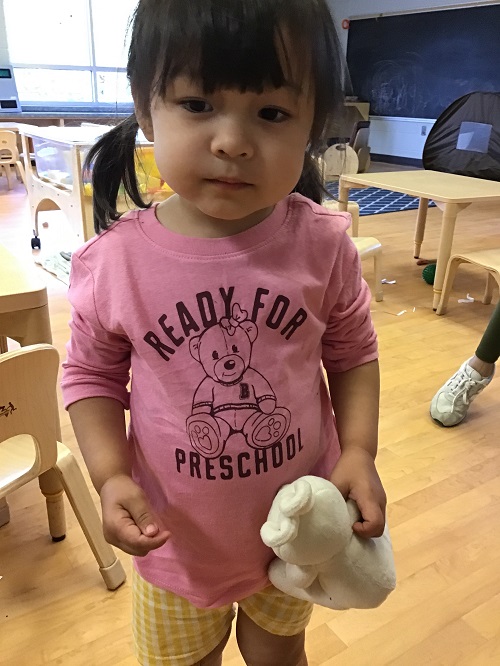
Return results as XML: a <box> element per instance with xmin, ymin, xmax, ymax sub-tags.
<box><xmin>128</xmin><ymin>0</ymin><xmax>345</xmax><ymax>147</ymax></box>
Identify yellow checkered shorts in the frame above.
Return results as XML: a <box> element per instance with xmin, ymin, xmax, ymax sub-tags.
<box><xmin>132</xmin><ymin>568</ymin><xmax>313</xmax><ymax>666</ymax></box>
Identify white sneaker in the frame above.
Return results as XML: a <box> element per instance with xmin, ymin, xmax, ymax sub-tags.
<box><xmin>430</xmin><ymin>360</ymin><xmax>494</xmax><ymax>426</ymax></box>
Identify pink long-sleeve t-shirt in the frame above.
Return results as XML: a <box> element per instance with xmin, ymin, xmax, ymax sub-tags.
<box><xmin>61</xmin><ymin>193</ymin><xmax>378</xmax><ymax>608</ymax></box>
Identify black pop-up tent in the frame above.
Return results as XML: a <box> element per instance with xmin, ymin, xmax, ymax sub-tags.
<box><xmin>423</xmin><ymin>92</ymin><xmax>500</xmax><ymax>181</ymax></box>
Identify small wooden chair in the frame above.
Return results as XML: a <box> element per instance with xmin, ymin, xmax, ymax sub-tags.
<box><xmin>0</xmin><ymin>130</ymin><xmax>27</xmax><ymax>190</ymax></box>
<box><xmin>437</xmin><ymin>249</ymin><xmax>500</xmax><ymax>315</ymax></box>
<box><xmin>323</xmin><ymin>200</ymin><xmax>383</xmax><ymax>301</ymax></box>
<box><xmin>321</xmin><ymin>143</ymin><xmax>359</xmax><ymax>179</ymax></box>
<box><xmin>349</xmin><ymin>120</ymin><xmax>372</xmax><ymax>173</ymax></box>
<box><xmin>0</xmin><ymin>344</ymin><xmax>126</xmax><ymax>590</ymax></box>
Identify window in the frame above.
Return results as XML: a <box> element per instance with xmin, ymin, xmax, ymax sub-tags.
<box><xmin>457</xmin><ymin>122</ymin><xmax>492</xmax><ymax>154</ymax></box>
<box><xmin>3</xmin><ymin>0</ymin><xmax>137</xmax><ymax>107</ymax></box>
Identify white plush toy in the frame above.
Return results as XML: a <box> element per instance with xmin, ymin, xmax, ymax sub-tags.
<box><xmin>260</xmin><ymin>476</ymin><xmax>396</xmax><ymax>610</ymax></box>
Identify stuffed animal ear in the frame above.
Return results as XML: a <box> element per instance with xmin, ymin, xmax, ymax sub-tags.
<box><xmin>261</xmin><ymin>515</ymin><xmax>298</xmax><ymax>548</ymax></box>
<box><xmin>280</xmin><ymin>478</ymin><xmax>315</xmax><ymax>517</ymax></box>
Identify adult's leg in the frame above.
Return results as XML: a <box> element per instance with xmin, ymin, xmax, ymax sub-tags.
<box><xmin>474</xmin><ymin>301</ymin><xmax>500</xmax><ymax>367</ymax></box>
<box><xmin>430</xmin><ymin>303</ymin><xmax>498</xmax><ymax>426</ymax></box>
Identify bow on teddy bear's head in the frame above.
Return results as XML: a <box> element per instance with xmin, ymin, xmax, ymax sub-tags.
<box><xmin>220</xmin><ymin>304</ymin><xmax>248</xmax><ymax>336</ymax></box>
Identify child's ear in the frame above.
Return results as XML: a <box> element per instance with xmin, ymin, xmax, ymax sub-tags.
<box><xmin>135</xmin><ymin>109</ymin><xmax>154</xmax><ymax>141</ymax></box>
<box><xmin>132</xmin><ymin>89</ymin><xmax>154</xmax><ymax>141</ymax></box>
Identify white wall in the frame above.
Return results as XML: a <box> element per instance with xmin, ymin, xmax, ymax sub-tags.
<box><xmin>328</xmin><ymin>0</ymin><xmax>498</xmax><ymax>158</ymax></box>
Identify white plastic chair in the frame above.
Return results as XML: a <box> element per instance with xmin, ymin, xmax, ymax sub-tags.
<box><xmin>0</xmin><ymin>130</ymin><xmax>27</xmax><ymax>190</ymax></box>
<box><xmin>0</xmin><ymin>344</ymin><xmax>126</xmax><ymax>590</ymax></box>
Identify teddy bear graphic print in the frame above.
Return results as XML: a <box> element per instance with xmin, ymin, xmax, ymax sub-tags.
<box><xmin>186</xmin><ymin>303</ymin><xmax>291</xmax><ymax>459</ymax></box>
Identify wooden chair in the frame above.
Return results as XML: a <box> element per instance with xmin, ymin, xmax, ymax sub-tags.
<box><xmin>0</xmin><ymin>344</ymin><xmax>126</xmax><ymax>590</ymax></box>
<box><xmin>323</xmin><ymin>200</ymin><xmax>383</xmax><ymax>301</ymax></box>
<box><xmin>436</xmin><ymin>249</ymin><xmax>500</xmax><ymax>315</ymax></box>
<box><xmin>321</xmin><ymin>121</ymin><xmax>372</xmax><ymax>179</ymax></box>
<box><xmin>321</xmin><ymin>143</ymin><xmax>359</xmax><ymax>179</ymax></box>
<box><xmin>0</xmin><ymin>243</ymin><xmax>53</xmax><ymax>524</ymax></box>
<box><xmin>349</xmin><ymin>120</ymin><xmax>372</xmax><ymax>173</ymax></box>
<box><xmin>0</xmin><ymin>129</ymin><xmax>27</xmax><ymax>190</ymax></box>
<box><xmin>323</xmin><ymin>198</ymin><xmax>360</xmax><ymax>236</ymax></box>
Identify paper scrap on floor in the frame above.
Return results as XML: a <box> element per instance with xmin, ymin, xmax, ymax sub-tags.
<box><xmin>34</xmin><ymin>251</ymin><xmax>71</xmax><ymax>285</ymax></box>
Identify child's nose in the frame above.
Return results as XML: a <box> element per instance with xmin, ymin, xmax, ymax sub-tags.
<box><xmin>211</xmin><ymin>120</ymin><xmax>254</xmax><ymax>159</ymax></box>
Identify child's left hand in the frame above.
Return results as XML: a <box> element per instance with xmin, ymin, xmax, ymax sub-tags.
<box><xmin>329</xmin><ymin>447</ymin><xmax>387</xmax><ymax>539</ymax></box>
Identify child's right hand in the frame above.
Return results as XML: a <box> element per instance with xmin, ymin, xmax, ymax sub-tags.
<box><xmin>99</xmin><ymin>474</ymin><xmax>170</xmax><ymax>556</ymax></box>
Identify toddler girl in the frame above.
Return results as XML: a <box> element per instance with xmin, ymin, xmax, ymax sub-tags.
<box><xmin>62</xmin><ymin>1</ymin><xmax>387</xmax><ymax>664</ymax></box>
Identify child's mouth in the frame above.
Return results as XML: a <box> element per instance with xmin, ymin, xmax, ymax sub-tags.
<box><xmin>208</xmin><ymin>179</ymin><xmax>252</xmax><ymax>190</ymax></box>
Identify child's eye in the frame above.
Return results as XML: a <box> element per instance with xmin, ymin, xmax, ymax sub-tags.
<box><xmin>181</xmin><ymin>99</ymin><xmax>213</xmax><ymax>113</ymax></box>
<box><xmin>259</xmin><ymin>107</ymin><xmax>290</xmax><ymax>123</ymax></box>
<box><xmin>212</xmin><ymin>351</ymin><xmax>219</xmax><ymax>360</ymax></box>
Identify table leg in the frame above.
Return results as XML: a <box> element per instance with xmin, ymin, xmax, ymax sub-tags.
<box><xmin>432</xmin><ymin>202</ymin><xmax>470</xmax><ymax>311</ymax></box>
<box><xmin>414</xmin><ymin>197</ymin><xmax>429</xmax><ymax>259</ymax></box>
<box><xmin>338</xmin><ymin>184</ymin><xmax>350</xmax><ymax>213</ymax></box>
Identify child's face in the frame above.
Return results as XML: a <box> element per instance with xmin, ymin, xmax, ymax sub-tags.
<box><xmin>145</xmin><ymin>76</ymin><xmax>315</xmax><ymax>224</ymax></box>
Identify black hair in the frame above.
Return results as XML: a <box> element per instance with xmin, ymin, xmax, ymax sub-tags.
<box><xmin>86</xmin><ymin>0</ymin><xmax>346</xmax><ymax>233</ymax></box>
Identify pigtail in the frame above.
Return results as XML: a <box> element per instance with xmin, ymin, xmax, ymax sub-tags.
<box><xmin>294</xmin><ymin>151</ymin><xmax>328</xmax><ymax>205</ymax></box>
<box><xmin>84</xmin><ymin>114</ymin><xmax>151</xmax><ymax>233</ymax></box>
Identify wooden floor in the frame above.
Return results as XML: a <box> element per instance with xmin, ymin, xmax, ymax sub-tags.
<box><xmin>1</xmin><ymin>172</ymin><xmax>500</xmax><ymax>665</ymax></box>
